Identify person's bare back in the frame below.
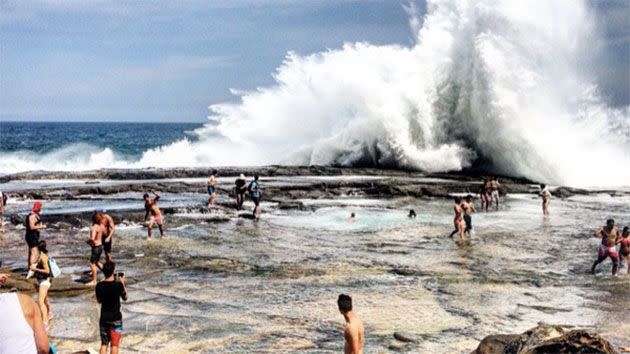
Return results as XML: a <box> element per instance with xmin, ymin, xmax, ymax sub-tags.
<box><xmin>338</xmin><ymin>294</ymin><xmax>364</xmax><ymax>354</ymax></box>
<box><xmin>344</xmin><ymin>315</ymin><xmax>364</xmax><ymax>354</ymax></box>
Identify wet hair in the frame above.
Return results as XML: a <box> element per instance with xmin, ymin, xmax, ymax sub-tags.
<box><xmin>212</xmin><ymin>169</ymin><xmax>218</xmax><ymax>175</ymax></box>
<box><xmin>254</xmin><ymin>175</ymin><xmax>259</xmax><ymax>181</ymax></box>
<box><xmin>92</xmin><ymin>211</ymin><xmax>103</xmax><ymax>224</ymax></box>
<box><xmin>540</xmin><ymin>184</ymin><xmax>546</xmax><ymax>189</ymax></box>
<box><xmin>102</xmin><ymin>261</ymin><xmax>116</xmax><ymax>277</ymax></box>
<box><xmin>350</xmin><ymin>212</ymin><xmax>356</xmax><ymax>218</ymax></box>
<box><xmin>143</xmin><ymin>192</ymin><xmax>150</xmax><ymax>199</ymax></box>
<box><xmin>408</xmin><ymin>209</ymin><xmax>416</xmax><ymax>218</ymax></box>
<box><xmin>37</xmin><ymin>240</ymin><xmax>48</xmax><ymax>254</ymax></box>
<box><xmin>606</xmin><ymin>219</ymin><xmax>615</xmax><ymax>226</ymax></box>
<box><xmin>466</xmin><ymin>194</ymin><xmax>473</xmax><ymax>202</ymax></box>
<box><xmin>623</xmin><ymin>226</ymin><xmax>629</xmax><ymax>234</ymax></box>
<box><xmin>454</xmin><ymin>197</ymin><xmax>462</xmax><ymax>203</ymax></box>
<box><xmin>337</xmin><ymin>294</ymin><xmax>352</xmax><ymax>313</ymax></box>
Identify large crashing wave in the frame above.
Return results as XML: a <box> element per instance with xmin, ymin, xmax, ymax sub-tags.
<box><xmin>1</xmin><ymin>0</ymin><xmax>628</xmax><ymax>187</ymax></box>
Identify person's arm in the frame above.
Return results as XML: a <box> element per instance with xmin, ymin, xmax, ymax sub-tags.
<box><xmin>105</xmin><ymin>218</ymin><xmax>115</xmax><ymax>241</ymax></box>
<box><xmin>152</xmin><ymin>191</ymin><xmax>160</xmax><ymax>201</ymax></box>
<box><xmin>594</xmin><ymin>227</ymin><xmax>603</xmax><ymax>238</ymax></box>
<box><xmin>18</xmin><ymin>294</ymin><xmax>49</xmax><ymax>354</ymax></box>
<box><xmin>90</xmin><ymin>225</ymin><xmax>98</xmax><ymax>243</ymax></box>
<box><xmin>0</xmin><ymin>273</ymin><xmax>9</xmax><ymax>284</ymax></box>
<box><xmin>119</xmin><ymin>278</ymin><xmax>128</xmax><ymax>301</ymax></box>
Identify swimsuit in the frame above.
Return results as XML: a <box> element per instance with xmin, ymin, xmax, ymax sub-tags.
<box><xmin>207</xmin><ymin>185</ymin><xmax>216</xmax><ymax>195</ymax></box>
<box><xmin>25</xmin><ymin>213</ymin><xmax>41</xmax><ymax>248</ymax></box>
<box><xmin>91</xmin><ymin>245</ymin><xmax>103</xmax><ymax>264</ymax></box>
<box><xmin>464</xmin><ymin>214</ymin><xmax>472</xmax><ymax>230</ymax></box>
<box><xmin>597</xmin><ymin>243</ymin><xmax>619</xmax><ymax>262</ymax></box>
<box><xmin>620</xmin><ymin>237</ymin><xmax>630</xmax><ymax>257</ymax></box>
<box><xmin>150</xmin><ymin>215</ymin><xmax>163</xmax><ymax>225</ymax></box>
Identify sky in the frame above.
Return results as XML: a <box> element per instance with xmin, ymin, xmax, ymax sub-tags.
<box><xmin>0</xmin><ymin>0</ymin><xmax>627</xmax><ymax>123</ymax></box>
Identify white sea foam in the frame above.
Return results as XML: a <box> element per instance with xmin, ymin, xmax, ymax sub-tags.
<box><xmin>1</xmin><ymin>0</ymin><xmax>628</xmax><ymax>187</ymax></box>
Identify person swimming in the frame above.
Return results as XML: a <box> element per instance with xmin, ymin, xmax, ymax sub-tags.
<box><xmin>591</xmin><ymin>219</ymin><xmax>620</xmax><ymax>276</ymax></box>
<box><xmin>347</xmin><ymin>212</ymin><xmax>356</xmax><ymax>222</ymax></box>
<box><xmin>408</xmin><ymin>209</ymin><xmax>417</xmax><ymax>218</ymax></box>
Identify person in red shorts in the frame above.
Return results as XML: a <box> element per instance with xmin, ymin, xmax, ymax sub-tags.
<box><xmin>96</xmin><ymin>261</ymin><xmax>128</xmax><ymax>354</ymax></box>
<box><xmin>619</xmin><ymin>226</ymin><xmax>630</xmax><ymax>274</ymax></box>
<box><xmin>591</xmin><ymin>219</ymin><xmax>620</xmax><ymax>276</ymax></box>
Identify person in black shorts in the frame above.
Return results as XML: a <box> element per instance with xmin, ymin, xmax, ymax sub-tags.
<box><xmin>96</xmin><ymin>261</ymin><xmax>128</xmax><ymax>354</ymax></box>
<box><xmin>25</xmin><ymin>201</ymin><xmax>47</xmax><ymax>279</ymax></box>
<box><xmin>248</xmin><ymin>175</ymin><xmax>262</xmax><ymax>221</ymax></box>
<box><xmin>235</xmin><ymin>174</ymin><xmax>247</xmax><ymax>210</ymax></box>
<box><xmin>95</xmin><ymin>211</ymin><xmax>116</xmax><ymax>262</ymax></box>
<box><xmin>87</xmin><ymin>213</ymin><xmax>105</xmax><ymax>286</ymax></box>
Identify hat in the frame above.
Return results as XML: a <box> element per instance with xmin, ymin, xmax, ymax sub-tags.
<box><xmin>32</xmin><ymin>201</ymin><xmax>43</xmax><ymax>212</ymax></box>
<box><xmin>238</xmin><ymin>174</ymin><xmax>246</xmax><ymax>180</ymax></box>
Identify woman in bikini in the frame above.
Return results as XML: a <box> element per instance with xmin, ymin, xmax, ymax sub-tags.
<box><xmin>449</xmin><ymin>197</ymin><xmax>465</xmax><ymax>240</ymax></box>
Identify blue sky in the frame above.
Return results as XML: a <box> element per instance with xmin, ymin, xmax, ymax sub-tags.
<box><xmin>0</xmin><ymin>0</ymin><xmax>627</xmax><ymax>123</ymax></box>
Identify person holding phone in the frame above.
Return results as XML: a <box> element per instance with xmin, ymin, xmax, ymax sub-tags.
<box><xmin>96</xmin><ymin>262</ymin><xmax>128</xmax><ymax>354</ymax></box>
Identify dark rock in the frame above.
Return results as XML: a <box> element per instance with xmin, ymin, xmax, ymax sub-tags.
<box><xmin>9</xmin><ymin>213</ymin><xmax>22</xmax><ymax>225</ymax></box>
<box><xmin>393</xmin><ymin>332</ymin><xmax>418</xmax><ymax>343</ymax></box>
<box><xmin>471</xmin><ymin>323</ymin><xmax>616</xmax><ymax>354</ymax></box>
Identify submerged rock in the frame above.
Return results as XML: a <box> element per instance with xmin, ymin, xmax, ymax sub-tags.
<box><xmin>471</xmin><ymin>323</ymin><xmax>616</xmax><ymax>354</ymax></box>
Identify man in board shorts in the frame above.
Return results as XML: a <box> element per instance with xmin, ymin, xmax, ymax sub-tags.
<box><xmin>248</xmin><ymin>175</ymin><xmax>262</xmax><ymax>221</ymax></box>
<box><xmin>591</xmin><ymin>219</ymin><xmax>620</xmax><ymax>276</ymax></box>
<box><xmin>461</xmin><ymin>195</ymin><xmax>476</xmax><ymax>236</ymax></box>
<box><xmin>87</xmin><ymin>212</ymin><xmax>105</xmax><ymax>286</ymax></box>
<box><xmin>96</xmin><ymin>261</ymin><xmax>128</xmax><ymax>354</ymax></box>
<box><xmin>97</xmin><ymin>211</ymin><xmax>116</xmax><ymax>262</ymax></box>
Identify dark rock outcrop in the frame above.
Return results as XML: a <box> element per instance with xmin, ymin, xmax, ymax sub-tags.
<box><xmin>471</xmin><ymin>323</ymin><xmax>616</xmax><ymax>354</ymax></box>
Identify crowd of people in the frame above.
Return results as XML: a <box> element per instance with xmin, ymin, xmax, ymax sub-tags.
<box><xmin>0</xmin><ymin>173</ymin><xmax>628</xmax><ymax>353</ymax></box>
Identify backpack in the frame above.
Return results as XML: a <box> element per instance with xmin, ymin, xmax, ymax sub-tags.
<box><xmin>48</xmin><ymin>258</ymin><xmax>62</xmax><ymax>278</ymax></box>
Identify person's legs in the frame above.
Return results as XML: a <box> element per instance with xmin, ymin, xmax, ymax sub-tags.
<box><xmin>89</xmin><ymin>262</ymin><xmax>99</xmax><ymax>285</ymax></box>
<box><xmin>38</xmin><ymin>283</ymin><xmax>50</xmax><ymax>325</ymax></box>
<box><xmin>591</xmin><ymin>254</ymin><xmax>606</xmax><ymax>274</ymax></box>
<box><xmin>147</xmin><ymin>220</ymin><xmax>154</xmax><ymax>239</ymax></box>
<box><xmin>158</xmin><ymin>224</ymin><xmax>164</xmax><ymax>237</ymax></box>
<box><xmin>110</xmin><ymin>323</ymin><xmax>122</xmax><ymax>354</ymax></box>
<box><xmin>100</xmin><ymin>344</ymin><xmax>109</xmax><ymax>354</ymax></box>
<box><xmin>44</xmin><ymin>292</ymin><xmax>52</xmax><ymax>319</ymax></box>
<box><xmin>611</xmin><ymin>254</ymin><xmax>619</xmax><ymax>276</ymax></box>
<box><xmin>29</xmin><ymin>246</ymin><xmax>39</xmax><ymax>268</ymax></box>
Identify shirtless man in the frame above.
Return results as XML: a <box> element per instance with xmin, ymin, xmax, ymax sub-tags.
<box><xmin>461</xmin><ymin>195</ymin><xmax>476</xmax><ymax>236</ymax></box>
<box><xmin>144</xmin><ymin>190</ymin><xmax>164</xmax><ymax>240</ymax></box>
<box><xmin>619</xmin><ymin>226</ymin><xmax>630</xmax><ymax>274</ymax></box>
<box><xmin>449</xmin><ymin>197</ymin><xmax>465</xmax><ymax>240</ymax></box>
<box><xmin>207</xmin><ymin>169</ymin><xmax>218</xmax><ymax>207</ymax></box>
<box><xmin>539</xmin><ymin>184</ymin><xmax>551</xmax><ymax>215</ymax></box>
<box><xmin>337</xmin><ymin>294</ymin><xmax>364</xmax><ymax>354</ymax></box>
<box><xmin>98</xmin><ymin>211</ymin><xmax>116</xmax><ymax>262</ymax></box>
<box><xmin>87</xmin><ymin>212</ymin><xmax>105</xmax><ymax>286</ymax></box>
<box><xmin>591</xmin><ymin>219</ymin><xmax>620</xmax><ymax>276</ymax></box>
<box><xmin>489</xmin><ymin>178</ymin><xmax>501</xmax><ymax>210</ymax></box>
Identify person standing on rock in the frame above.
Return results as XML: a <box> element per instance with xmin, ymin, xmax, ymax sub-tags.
<box><xmin>489</xmin><ymin>178</ymin><xmax>501</xmax><ymax>210</ymax></box>
<box><xmin>96</xmin><ymin>261</ymin><xmax>128</xmax><ymax>354</ymax></box>
<box><xmin>26</xmin><ymin>201</ymin><xmax>47</xmax><ymax>279</ymax></box>
<box><xmin>449</xmin><ymin>197</ymin><xmax>465</xmax><ymax>240</ymax></box>
<box><xmin>591</xmin><ymin>219</ymin><xmax>620</xmax><ymax>276</ymax></box>
<box><xmin>143</xmin><ymin>190</ymin><xmax>164</xmax><ymax>240</ymax></box>
<box><xmin>0</xmin><ymin>191</ymin><xmax>6</xmax><ymax>232</ymax></box>
<box><xmin>30</xmin><ymin>241</ymin><xmax>52</xmax><ymax>328</ymax></box>
<box><xmin>337</xmin><ymin>294</ymin><xmax>364</xmax><ymax>354</ymax></box>
<box><xmin>461</xmin><ymin>195</ymin><xmax>476</xmax><ymax>236</ymax></box>
<box><xmin>97</xmin><ymin>211</ymin><xmax>116</xmax><ymax>263</ymax></box>
<box><xmin>478</xmin><ymin>179</ymin><xmax>488</xmax><ymax>212</ymax></box>
<box><xmin>235</xmin><ymin>174</ymin><xmax>247</xmax><ymax>210</ymax></box>
<box><xmin>88</xmin><ymin>212</ymin><xmax>105</xmax><ymax>286</ymax></box>
<box><xmin>248</xmin><ymin>175</ymin><xmax>262</xmax><ymax>221</ymax></box>
<box><xmin>619</xmin><ymin>226</ymin><xmax>630</xmax><ymax>275</ymax></box>
<box><xmin>207</xmin><ymin>169</ymin><xmax>218</xmax><ymax>208</ymax></box>
<box><xmin>539</xmin><ymin>184</ymin><xmax>551</xmax><ymax>215</ymax></box>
